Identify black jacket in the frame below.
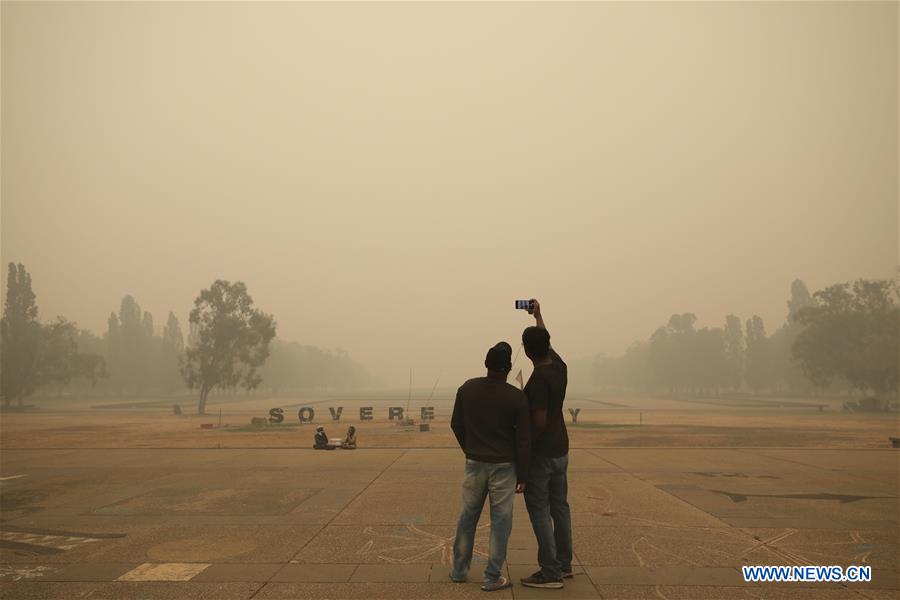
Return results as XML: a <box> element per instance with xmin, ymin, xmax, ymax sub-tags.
<box><xmin>451</xmin><ymin>376</ymin><xmax>531</xmax><ymax>482</ymax></box>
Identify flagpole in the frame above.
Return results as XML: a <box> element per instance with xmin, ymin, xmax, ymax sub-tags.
<box><xmin>511</xmin><ymin>343</ymin><xmax>523</xmax><ymax>371</ymax></box>
<box><xmin>511</xmin><ymin>343</ymin><xmax>525</xmax><ymax>389</ymax></box>
<box><xmin>405</xmin><ymin>368</ymin><xmax>412</xmax><ymax>419</ymax></box>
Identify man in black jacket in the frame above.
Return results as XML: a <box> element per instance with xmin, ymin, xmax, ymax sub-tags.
<box><xmin>449</xmin><ymin>342</ymin><xmax>530</xmax><ymax>592</ymax></box>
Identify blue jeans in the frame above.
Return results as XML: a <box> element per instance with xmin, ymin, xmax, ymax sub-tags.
<box><xmin>451</xmin><ymin>459</ymin><xmax>516</xmax><ymax>583</ymax></box>
<box><xmin>523</xmin><ymin>453</ymin><xmax>573</xmax><ymax>580</ymax></box>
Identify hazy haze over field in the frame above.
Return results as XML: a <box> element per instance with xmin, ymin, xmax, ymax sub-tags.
<box><xmin>2</xmin><ymin>2</ymin><xmax>897</xmax><ymax>387</ymax></box>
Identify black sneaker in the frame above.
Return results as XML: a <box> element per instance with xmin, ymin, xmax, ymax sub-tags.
<box><xmin>520</xmin><ymin>571</ymin><xmax>564</xmax><ymax>589</ymax></box>
<box><xmin>561</xmin><ymin>569</ymin><xmax>574</xmax><ymax>579</ymax></box>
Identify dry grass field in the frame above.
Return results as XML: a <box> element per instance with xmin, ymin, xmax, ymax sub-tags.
<box><xmin>2</xmin><ymin>394</ymin><xmax>896</xmax><ymax>450</ymax></box>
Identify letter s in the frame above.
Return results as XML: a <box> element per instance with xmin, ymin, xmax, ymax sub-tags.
<box><xmin>269</xmin><ymin>407</ymin><xmax>284</xmax><ymax>424</ymax></box>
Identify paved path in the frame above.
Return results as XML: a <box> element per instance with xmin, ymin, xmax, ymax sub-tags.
<box><xmin>1</xmin><ymin>448</ymin><xmax>897</xmax><ymax>598</ymax></box>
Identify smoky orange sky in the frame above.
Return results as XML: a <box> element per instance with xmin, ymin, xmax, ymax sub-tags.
<box><xmin>2</xmin><ymin>2</ymin><xmax>897</xmax><ymax>387</ymax></box>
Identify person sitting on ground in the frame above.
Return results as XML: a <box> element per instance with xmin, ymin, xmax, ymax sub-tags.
<box><xmin>313</xmin><ymin>426</ymin><xmax>334</xmax><ymax>450</ymax></box>
<box><xmin>341</xmin><ymin>425</ymin><xmax>358</xmax><ymax>449</ymax></box>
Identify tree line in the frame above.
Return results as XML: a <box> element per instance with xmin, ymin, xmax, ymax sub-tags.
<box><xmin>569</xmin><ymin>278</ymin><xmax>899</xmax><ymax>407</ymax></box>
<box><xmin>1</xmin><ymin>263</ymin><xmax>373</xmax><ymax>413</ymax></box>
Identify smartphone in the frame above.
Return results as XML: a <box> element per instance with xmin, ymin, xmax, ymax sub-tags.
<box><xmin>515</xmin><ymin>300</ymin><xmax>534</xmax><ymax>310</ymax></box>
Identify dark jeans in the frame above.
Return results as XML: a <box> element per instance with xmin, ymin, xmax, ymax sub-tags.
<box><xmin>523</xmin><ymin>453</ymin><xmax>573</xmax><ymax>580</ymax></box>
<box><xmin>451</xmin><ymin>459</ymin><xmax>516</xmax><ymax>583</ymax></box>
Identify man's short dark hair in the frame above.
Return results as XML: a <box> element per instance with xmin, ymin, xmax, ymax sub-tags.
<box><xmin>522</xmin><ymin>326</ymin><xmax>550</xmax><ymax>360</ymax></box>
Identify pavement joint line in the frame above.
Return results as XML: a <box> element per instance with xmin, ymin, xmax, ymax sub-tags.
<box><xmin>853</xmin><ymin>586</ymin><xmax>888</xmax><ymax>600</ymax></box>
<box><xmin>736</xmin><ymin>447</ymin><xmax>844</xmax><ymax>472</ymax></box>
<box><xmin>582</xmin><ymin>448</ymin><xmax>633</xmax><ymax>475</ymax></box>
<box><xmin>735</xmin><ymin>447</ymin><xmax>892</xmax><ymax>484</ymax></box>
<box><xmin>248</xmin><ymin>581</ymin><xmax>269</xmax><ymax>599</ymax></box>
<box><xmin>261</xmin><ymin>449</ymin><xmax>408</xmax><ymax>594</ymax></box>
<box><xmin>584</xmin><ymin>448</ymin><xmax>770</xmax><ymax>557</ymax></box>
<box><xmin>578</xmin><ymin>563</ymin><xmax>602</xmax><ymax>597</ymax></box>
<box><xmin>116</xmin><ymin>562</ymin><xmax>211</xmax><ymax>582</ymax></box>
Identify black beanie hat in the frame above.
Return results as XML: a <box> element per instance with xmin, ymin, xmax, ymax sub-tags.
<box><xmin>485</xmin><ymin>341</ymin><xmax>512</xmax><ymax>372</ymax></box>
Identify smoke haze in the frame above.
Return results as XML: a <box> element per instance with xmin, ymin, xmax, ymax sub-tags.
<box><xmin>2</xmin><ymin>2</ymin><xmax>897</xmax><ymax>387</ymax></box>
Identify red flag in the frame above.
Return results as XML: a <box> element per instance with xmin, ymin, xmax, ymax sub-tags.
<box><xmin>515</xmin><ymin>369</ymin><xmax>524</xmax><ymax>390</ymax></box>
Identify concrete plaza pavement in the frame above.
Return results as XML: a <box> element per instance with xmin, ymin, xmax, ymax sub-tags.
<box><xmin>0</xmin><ymin>447</ymin><xmax>897</xmax><ymax>599</ymax></box>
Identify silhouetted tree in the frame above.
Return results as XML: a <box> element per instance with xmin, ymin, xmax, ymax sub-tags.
<box><xmin>648</xmin><ymin>313</ymin><xmax>697</xmax><ymax>393</ymax></box>
<box><xmin>181</xmin><ymin>280</ymin><xmax>276</xmax><ymax>414</ymax></box>
<box><xmin>72</xmin><ymin>329</ymin><xmax>106</xmax><ymax>389</ymax></box>
<box><xmin>72</xmin><ymin>353</ymin><xmax>106</xmax><ymax>388</ymax></box>
<box><xmin>142</xmin><ymin>312</ymin><xmax>154</xmax><ymax>339</ymax></box>
<box><xmin>745</xmin><ymin>315</ymin><xmax>771</xmax><ymax>393</ymax></box>
<box><xmin>588</xmin><ymin>343</ymin><xmax>650</xmax><ymax>393</ymax></box>
<box><xmin>723</xmin><ymin>314</ymin><xmax>744</xmax><ymax>391</ymax></box>
<box><xmin>768</xmin><ymin>279</ymin><xmax>815</xmax><ymax>393</ymax></box>
<box><xmin>161</xmin><ymin>312</ymin><xmax>185</xmax><ymax>393</ymax></box>
<box><xmin>105</xmin><ymin>312</ymin><xmax>120</xmax><ymax>390</ymax></box>
<box><xmin>117</xmin><ymin>296</ymin><xmax>146</xmax><ymax>393</ymax></box>
<box><xmin>694</xmin><ymin>327</ymin><xmax>728</xmax><ymax>394</ymax></box>
<box><xmin>0</xmin><ymin>263</ymin><xmax>42</xmax><ymax>407</ymax></box>
<box><xmin>793</xmin><ymin>279</ymin><xmax>899</xmax><ymax>406</ymax></box>
<box><xmin>787</xmin><ymin>279</ymin><xmax>812</xmax><ymax>322</ymax></box>
<box><xmin>162</xmin><ymin>312</ymin><xmax>184</xmax><ymax>354</ymax></box>
<box><xmin>2</xmin><ymin>265</ymin><xmax>105</xmax><ymax>403</ymax></box>
<box><xmin>619</xmin><ymin>342</ymin><xmax>651</xmax><ymax>391</ymax></box>
<box><xmin>103</xmin><ymin>296</ymin><xmax>161</xmax><ymax>394</ymax></box>
<box><xmin>37</xmin><ymin>318</ymin><xmax>104</xmax><ymax>395</ymax></box>
<box><xmin>39</xmin><ymin>317</ymin><xmax>80</xmax><ymax>394</ymax></box>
